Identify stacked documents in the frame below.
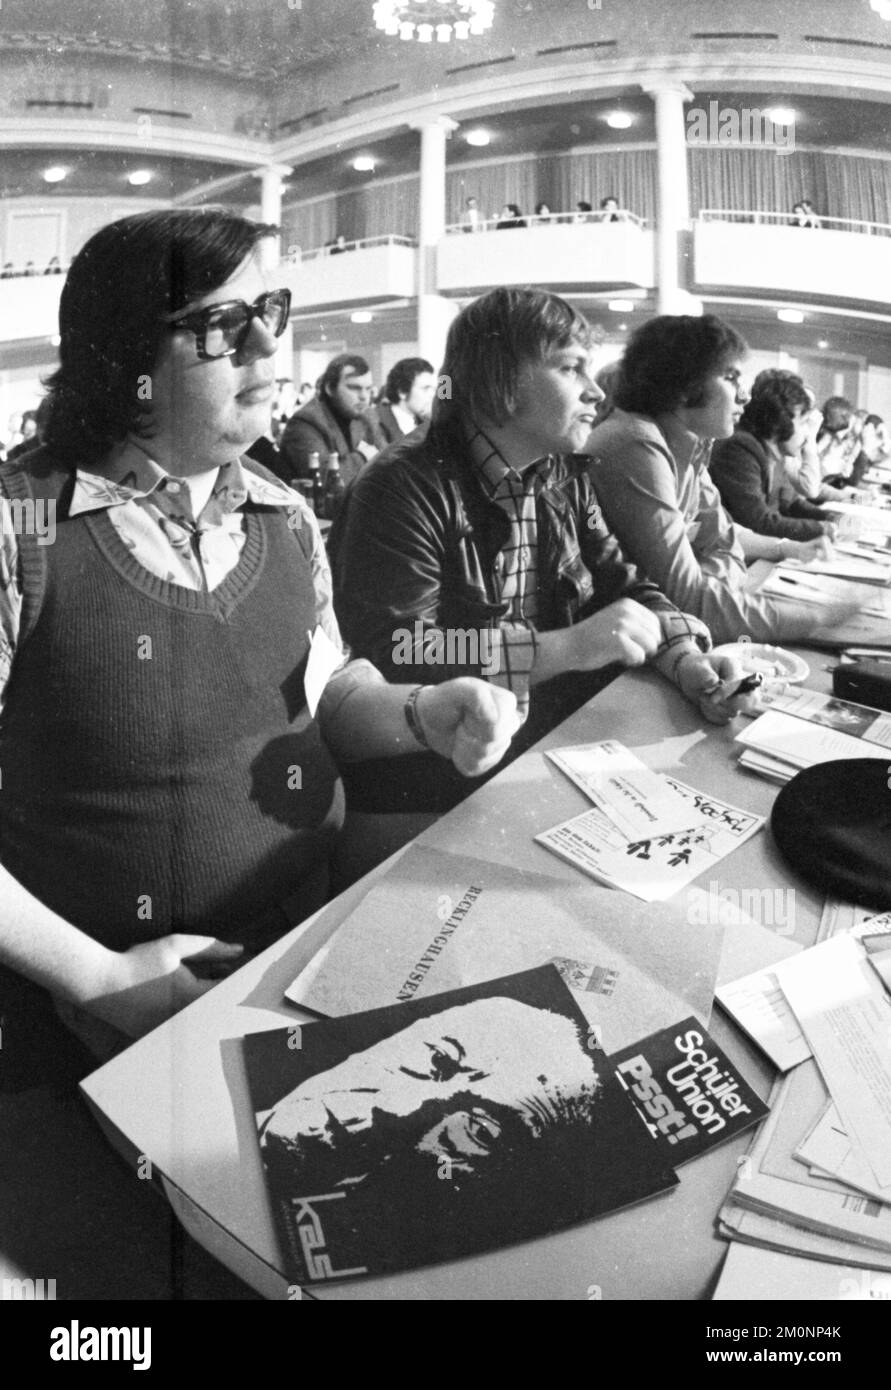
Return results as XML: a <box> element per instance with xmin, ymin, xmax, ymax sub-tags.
<box><xmin>535</xmin><ymin>741</ymin><xmax>764</xmax><ymax>901</ymax></box>
<box><xmin>734</xmin><ymin>686</ymin><xmax>891</xmax><ymax>784</ymax></box>
<box><xmin>717</xmin><ymin>902</ymin><xmax>891</xmax><ymax>1276</ymax></box>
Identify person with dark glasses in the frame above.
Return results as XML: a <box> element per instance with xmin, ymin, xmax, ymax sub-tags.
<box><xmin>0</xmin><ymin>208</ymin><xmax>519</xmax><ymax>1079</ymax></box>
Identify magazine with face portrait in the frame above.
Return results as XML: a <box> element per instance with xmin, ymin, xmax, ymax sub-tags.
<box><xmin>244</xmin><ymin>965</ymin><xmax>678</xmax><ymax>1285</ymax></box>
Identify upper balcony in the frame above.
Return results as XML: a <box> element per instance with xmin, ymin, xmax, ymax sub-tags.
<box><xmin>0</xmin><ymin>269</ymin><xmax>66</xmax><ymax>344</ymax></box>
<box><xmin>281</xmin><ymin>234</ymin><xmax>418</xmax><ymax>314</ymax></box>
<box><xmin>693</xmin><ymin>211</ymin><xmax>891</xmax><ymax>312</ymax></box>
<box><xmin>436</xmin><ymin>212</ymin><xmax>655</xmax><ymax>296</ymax></box>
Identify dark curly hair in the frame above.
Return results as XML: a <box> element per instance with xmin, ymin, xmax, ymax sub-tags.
<box><xmin>43</xmin><ymin>208</ymin><xmax>277</xmax><ymax>466</ymax></box>
<box><xmin>614</xmin><ymin>314</ymin><xmax>747</xmax><ymax>416</ymax></box>
<box><xmin>739</xmin><ymin>369</ymin><xmax>810</xmax><ymax>443</ymax></box>
<box><xmin>383</xmin><ymin>356</ymin><xmax>434</xmax><ymax>404</ymax></box>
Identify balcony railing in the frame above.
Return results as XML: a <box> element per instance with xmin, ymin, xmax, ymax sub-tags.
<box><xmin>281</xmin><ymin>234</ymin><xmax>418</xmax><ymax>312</ymax></box>
<box><xmin>698</xmin><ymin>209</ymin><xmax>891</xmax><ymax>237</ymax></box>
<box><xmin>287</xmin><ymin>233</ymin><xmax>418</xmax><ymax>262</ymax></box>
<box><xmin>443</xmin><ymin>210</ymin><xmax>647</xmax><ymax>233</ymax></box>
<box><xmin>437</xmin><ymin>214</ymin><xmax>654</xmax><ymax>295</ymax></box>
<box><xmin>693</xmin><ymin>213</ymin><xmax>891</xmax><ymax>310</ymax></box>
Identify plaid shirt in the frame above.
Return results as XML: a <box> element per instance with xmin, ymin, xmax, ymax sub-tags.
<box><xmin>465</xmin><ymin>425</ymin><xmax>710</xmax><ymax>720</ymax></box>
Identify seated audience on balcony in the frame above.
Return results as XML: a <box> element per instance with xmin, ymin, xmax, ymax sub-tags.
<box><xmin>709</xmin><ymin>370</ymin><xmax>835</xmax><ymax>543</ymax></box>
<box><xmin>330</xmin><ymin>287</ymin><xmax>756</xmax><ymax>822</ymax></box>
<box><xmin>533</xmin><ymin>201</ymin><xmax>552</xmax><ymax>222</ymax></box>
<box><xmin>791</xmin><ymin>199</ymin><xmax>822</xmax><ymax>229</ymax></box>
<box><xmin>574</xmin><ymin>200</ymin><xmax>594</xmax><ymax>223</ymax></box>
<box><xmin>1</xmin><ymin>262</ymin><xmax>14</xmax><ymax>279</ymax></box>
<box><xmin>22</xmin><ymin>261</ymin><xmax>37</xmax><ymax>277</ymax></box>
<box><xmin>496</xmin><ymin>203</ymin><xmax>527</xmax><ymax>230</ymax></box>
<box><xmin>326</xmin><ymin>233</ymin><xmax>350</xmax><ymax>255</ymax></box>
<box><xmin>279</xmin><ymin>352</ymin><xmax>385</xmax><ymax>485</ymax></box>
<box><xmin>599</xmin><ymin>196</ymin><xmax>625</xmax><ymax>223</ymax></box>
<box><xmin>44</xmin><ymin>256</ymin><xmax>63</xmax><ymax>275</ymax></box>
<box><xmin>585</xmin><ymin>316</ymin><xmax>856</xmax><ymax>645</ymax></box>
<box><xmin>375</xmin><ymin>357</ymin><xmax>436</xmax><ymax>444</ymax></box>
<box><xmin>0</xmin><ymin>207</ymin><xmax>519</xmax><ymax>1074</ymax></box>
<box><xmin>460</xmin><ymin>196</ymin><xmax>485</xmax><ymax>232</ymax></box>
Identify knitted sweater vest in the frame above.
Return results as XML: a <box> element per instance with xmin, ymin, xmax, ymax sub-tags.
<box><xmin>0</xmin><ymin>450</ymin><xmax>342</xmax><ymax>950</ymax></box>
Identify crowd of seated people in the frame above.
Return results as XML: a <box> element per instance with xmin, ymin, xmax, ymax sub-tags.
<box><xmin>0</xmin><ymin>204</ymin><xmax>884</xmax><ymax>1080</ymax></box>
<box><xmin>454</xmin><ymin>196</ymin><xmax>639</xmax><ymax>228</ymax></box>
<box><xmin>581</xmin><ymin>316</ymin><xmax>855</xmax><ymax>645</ymax></box>
<box><xmin>1</xmin><ymin>254</ymin><xmax>66</xmax><ymax>278</ymax></box>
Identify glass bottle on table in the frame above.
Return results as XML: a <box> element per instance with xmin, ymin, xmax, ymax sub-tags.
<box><xmin>323</xmin><ymin>452</ymin><xmax>345</xmax><ymax>521</ymax></box>
<box><xmin>307</xmin><ymin>451</ymin><xmax>325</xmax><ymax>516</ymax></box>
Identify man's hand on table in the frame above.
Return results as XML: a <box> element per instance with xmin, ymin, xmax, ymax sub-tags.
<box><xmin>675</xmin><ymin>651</ymin><xmax>762</xmax><ymax>726</ymax></box>
<box><xmin>416</xmin><ymin>680</ymin><xmax>521</xmax><ymax>777</ymax></box>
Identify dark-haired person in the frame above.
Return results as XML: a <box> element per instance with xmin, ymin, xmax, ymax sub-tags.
<box><xmin>709</xmin><ymin>369</ymin><xmax>837</xmax><ymax>546</ymax></box>
<box><xmin>599</xmin><ymin>196</ymin><xmax>624</xmax><ymax>223</ymax></box>
<box><xmin>331</xmin><ymin>287</ymin><xmax>755</xmax><ymax>828</ymax></box>
<box><xmin>496</xmin><ymin>203</ymin><xmax>527</xmax><ymax>230</ymax></box>
<box><xmin>278</xmin><ymin>352</ymin><xmax>385</xmax><ymax>485</ymax></box>
<box><xmin>375</xmin><ymin>357</ymin><xmax>436</xmax><ymax>444</ymax></box>
<box><xmin>586</xmin><ymin>315</ymin><xmax>856</xmax><ymax>645</ymax></box>
<box><xmin>791</xmin><ymin>199</ymin><xmax>821</xmax><ymax>229</ymax></box>
<box><xmin>0</xmin><ymin>209</ymin><xmax>519</xmax><ymax>1069</ymax></box>
<box><xmin>816</xmin><ymin>395</ymin><xmax>872</xmax><ymax>491</ymax></box>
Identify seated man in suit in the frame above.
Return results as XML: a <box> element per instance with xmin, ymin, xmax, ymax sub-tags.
<box><xmin>375</xmin><ymin>357</ymin><xmax>436</xmax><ymax>445</ymax></box>
<box><xmin>278</xmin><ymin>352</ymin><xmax>386</xmax><ymax>486</ymax></box>
<box><xmin>330</xmin><ymin>287</ymin><xmax>753</xmax><ymax>825</ymax></box>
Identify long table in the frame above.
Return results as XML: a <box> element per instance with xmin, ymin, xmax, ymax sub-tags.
<box><xmin>81</xmin><ymin>653</ymin><xmax>832</xmax><ymax>1301</ymax></box>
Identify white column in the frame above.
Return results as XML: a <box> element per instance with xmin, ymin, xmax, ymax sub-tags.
<box><xmin>254</xmin><ymin>164</ymin><xmax>292</xmax><ymax>229</ymax></box>
<box><xmin>253</xmin><ymin>165</ymin><xmax>295</xmax><ymax>382</ymax></box>
<box><xmin>411</xmin><ymin>115</ymin><xmax>459</xmax><ymax>367</ymax></box>
<box><xmin>643</xmin><ymin>81</ymin><xmax>693</xmax><ymax>315</ymax></box>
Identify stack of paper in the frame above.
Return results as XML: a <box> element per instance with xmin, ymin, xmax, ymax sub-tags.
<box><xmin>761</xmin><ymin>567</ymin><xmax>891</xmax><ymax>616</ymax></box>
<box><xmin>535</xmin><ymin>742</ymin><xmax>764</xmax><ymax>901</ymax></box>
<box><xmin>717</xmin><ymin>907</ymin><xmax>891</xmax><ymax>1277</ymax></box>
<box><xmin>778</xmin><ymin>545</ymin><xmax>891</xmax><ymax>586</ymax></box>
<box><xmin>735</xmin><ymin>686</ymin><xmax>891</xmax><ymax>783</ymax></box>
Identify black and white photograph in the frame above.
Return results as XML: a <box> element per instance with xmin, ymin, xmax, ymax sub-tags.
<box><xmin>1</xmin><ymin>0</ymin><xmax>890</xmax><ymax>1353</ymax></box>
<box><xmin>246</xmin><ymin>966</ymin><xmax>677</xmax><ymax>1282</ymax></box>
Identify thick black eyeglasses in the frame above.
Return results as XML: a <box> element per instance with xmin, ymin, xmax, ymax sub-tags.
<box><xmin>164</xmin><ymin>288</ymin><xmax>291</xmax><ymax>361</ymax></box>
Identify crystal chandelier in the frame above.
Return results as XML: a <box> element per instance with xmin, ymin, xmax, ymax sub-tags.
<box><xmin>372</xmin><ymin>1</ymin><xmax>496</xmax><ymax>43</ymax></box>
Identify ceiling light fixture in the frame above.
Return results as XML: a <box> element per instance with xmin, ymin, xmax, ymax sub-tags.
<box><xmin>608</xmin><ymin>300</ymin><xmax>635</xmax><ymax>312</ymax></box>
<box><xmin>777</xmin><ymin>309</ymin><xmax>805</xmax><ymax>324</ymax></box>
<box><xmin>352</xmin><ymin>156</ymin><xmax>376</xmax><ymax>172</ymax></box>
<box><xmin>817</xmin><ymin>339</ymin><xmax>829</xmax><ymax>350</ymax></box>
<box><xmin>465</xmin><ymin>128</ymin><xmax>490</xmax><ymax>146</ymax></box>
<box><xmin>766</xmin><ymin>107</ymin><xmax>796</xmax><ymax>125</ymax></box>
<box><xmin>372</xmin><ymin>1</ymin><xmax>495</xmax><ymax>43</ymax></box>
<box><xmin>605</xmin><ymin>111</ymin><xmax>634</xmax><ymax>130</ymax></box>
<box><xmin>42</xmin><ymin>166</ymin><xmax>68</xmax><ymax>183</ymax></box>
<box><xmin>351</xmin><ymin>311</ymin><xmax>373</xmax><ymax>324</ymax></box>
<box><xmin>127</xmin><ymin>170</ymin><xmax>153</xmax><ymax>186</ymax></box>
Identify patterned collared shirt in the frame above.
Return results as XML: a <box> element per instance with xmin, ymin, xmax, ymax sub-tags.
<box><xmin>0</xmin><ymin>442</ymin><xmax>378</xmax><ymax>719</ymax></box>
<box><xmin>466</xmin><ymin>426</ymin><xmax>549</xmax><ymax>718</ymax></box>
